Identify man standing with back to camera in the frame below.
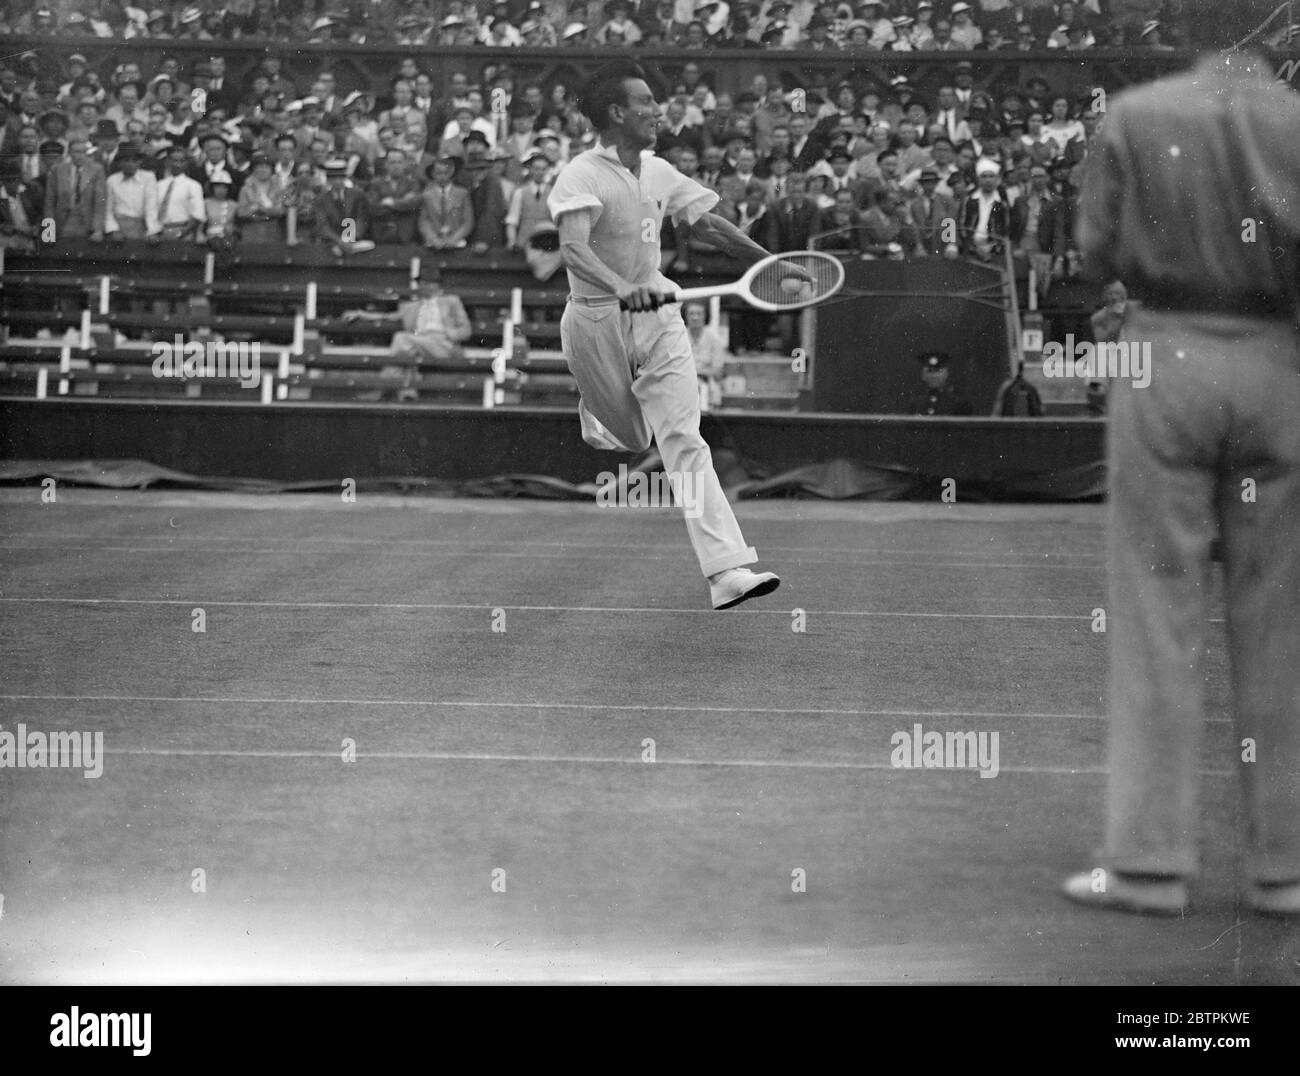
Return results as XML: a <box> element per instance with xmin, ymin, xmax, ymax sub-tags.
<box><xmin>549</xmin><ymin>61</ymin><xmax>787</xmax><ymax>610</ymax></box>
<box><xmin>1062</xmin><ymin>1</ymin><xmax>1300</xmax><ymax>916</ymax></box>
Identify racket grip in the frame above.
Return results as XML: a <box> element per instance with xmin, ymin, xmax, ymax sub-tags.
<box><xmin>617</xmin><ymin>291</ymin><xmax>680</xmax><ymax>311</ymax></box>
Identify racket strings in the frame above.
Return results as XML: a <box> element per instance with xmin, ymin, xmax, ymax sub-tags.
<box><xmin>750</xmin><ymin>253</ymin><xmax>846</xmax><ymax>309</ymax></box>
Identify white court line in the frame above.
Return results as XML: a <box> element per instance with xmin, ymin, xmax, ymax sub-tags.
<box><xmin>0</xmin><ymin>538</ymin><xmax>1102</xmax><ymax>571</ymax></box>
<box><xmin>0</xmin><ymin>597</ymin><xmax>1100</xmax><ymax>619</ymax></box>
<box><xmin>0</xmin><ymin>543</ymin><xmax>1103</xmax><ymax>571</ymax></box>
<box><xmin>0</xmin><ymin>693</ymin><xmax>1232</xmax><ymax>725</ymax></box>
<box><xmin>90</xmin><ymin>746</ymin><xmax>1232</xmax><ymax>778</ymax></box>
<box><xmin>0</xmin><ymin>533</ymin><xmax>1108</xmax><ymax>560</ymax></box>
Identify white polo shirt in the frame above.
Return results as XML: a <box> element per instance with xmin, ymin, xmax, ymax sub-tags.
<box><xmin>548</xmin><ymin>142</ymin><xmax>718</xmax><ymax>299</ymax></box>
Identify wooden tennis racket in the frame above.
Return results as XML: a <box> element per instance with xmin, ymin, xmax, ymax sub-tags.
<box><xmin>620</xmin><ymin>251</ymin><xmax>847</xmax><ymax>312</ymax></box>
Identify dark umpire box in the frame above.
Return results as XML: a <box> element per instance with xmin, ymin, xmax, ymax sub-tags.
<box><xmin>811</xmin><ymin>258</ymin><xmax>1012</xmax><ymax>415</ymax></box>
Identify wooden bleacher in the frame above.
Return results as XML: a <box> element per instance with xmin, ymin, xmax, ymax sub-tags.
<box><xmin>1</xmin><ymin>240</ymin><xmax>814</xmax><ymax>410</ymax></box>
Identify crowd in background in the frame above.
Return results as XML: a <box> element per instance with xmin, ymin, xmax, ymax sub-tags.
<box><xmin>3</xmin><ymin>1</ymin><xmax>1274</xmax><ymax>402</ymax></box>
<box><xmin>0</xmin><ymin>0</ymin><xmax>1216</xmax><ymax>50</ymax></box>
<box><xmin>1</xmin><ymin>34</ymin><xmax>1115</xmax><ymax>285</ymax></box>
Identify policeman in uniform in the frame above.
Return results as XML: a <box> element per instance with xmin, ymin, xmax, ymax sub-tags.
<box><xmin>910</xmin><ymin>352</ymin><xmax>973</xmax><ymax>415</ymax></box>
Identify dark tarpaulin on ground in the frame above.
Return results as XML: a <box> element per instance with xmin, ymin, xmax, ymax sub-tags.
<box><xmin>0</xmin><ymin>453</ymin><xmax>1106</xmax><ymax>501</ymax></box>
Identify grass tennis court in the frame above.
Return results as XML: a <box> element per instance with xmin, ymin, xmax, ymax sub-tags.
<box><xmin>0</xmin><ymin>489</ymin><xmax>1295</xmax><ymax>983</ymax></box>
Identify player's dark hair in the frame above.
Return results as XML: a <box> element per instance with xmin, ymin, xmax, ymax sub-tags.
<box><xmin>577</xmin><ymin>61</ymin><xmax>652</xmax><ymax>133</ymax></box>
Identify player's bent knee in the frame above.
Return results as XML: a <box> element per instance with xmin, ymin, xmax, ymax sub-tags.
<box><xmin>659</xmin><ymin>430</ymin><xmax>711</xmax><ymax>465</ymax></box>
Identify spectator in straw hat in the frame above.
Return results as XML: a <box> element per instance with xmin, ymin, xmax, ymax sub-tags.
<box><xmin>908</xmin><ymin>0</ymin><xmax>936</xmax><ymax>47</ymax></box>
<box><xmin>143</xmin><ymin>7</ymin><xmax>172</xmax><ymax>37</ymax></box>
<box><xmin>949</xmin><ymin>2</ymin><xmax>983</xmax><ymax>48</ymax></box>
<box><xmin>175</xmin><ymin>5</ymin><xmax>210</xmax><ymax>39</ymax></box>
<box><xmin>433</xmin><ymin>13</ymin><xmax>463</xmax><ymax>45</ymax></box>
<box><xmin>394</xmin><ymin>12</ymin><xmax>430</xmax><ymax>45</ymax></box>
<box><xmin>855</xmin><ymin>0</ymin><xmax>894</xmax><ymax>48</ymax></box>
<box><xmin>1136</xmin><ymin>19</ymin><xmax>1175</xmax><ymax>50</ymax></box>
<box><xmin>560</xmin><ymin>20</ymin><xmax>592</xmax><ymax>45</ymax></box>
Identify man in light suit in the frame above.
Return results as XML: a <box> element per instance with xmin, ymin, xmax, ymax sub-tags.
<box><xmin>908</xmin><ymin>166</ymin><xmax>959</xmax><ymax>256</ymax></box>
<box><xmin>418</xmin><ymin>156</ymin><xmax>474</xmax><ymax>250</ymax></box>
<box><xmin>43</xmin><ymin>138</ymin><xmax>106</xmax><ymax>241</ymax></box>
<box><xmin>342</xmin><ymin>268</ymin><xmax>473</xmax><ymax>399</ymax></box>
<box><xmin>390</xmin><ymin>270</ymin><xmax>472</xmax><ymax>362</ymax></box>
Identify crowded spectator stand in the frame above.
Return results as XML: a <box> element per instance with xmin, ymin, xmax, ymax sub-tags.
<box><xmin>2</xmin><ymin>1</ymin><xmax>1297</xmax><ymax>498</ymax></box>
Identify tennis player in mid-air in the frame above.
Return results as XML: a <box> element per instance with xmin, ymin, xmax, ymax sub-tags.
<box><xmin>549</xmin><ymin>60</ymin><xmax>791</xmax><ymax>610</ymax></box>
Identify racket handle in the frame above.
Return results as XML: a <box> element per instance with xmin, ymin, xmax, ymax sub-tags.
<box><xmin>617</xmin><ymin>290</ymin><xmax>680</xmax><ymax>311</ymax></box>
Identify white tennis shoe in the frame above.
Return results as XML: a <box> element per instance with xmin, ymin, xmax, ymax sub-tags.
<box><xmin>709</xmin><ymin>568</ymin><xmax>781</xmax><ymax>610</ymax></box>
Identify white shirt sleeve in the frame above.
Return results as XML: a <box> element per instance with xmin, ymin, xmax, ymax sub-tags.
<box><xmin>547</xmin><ymin>161</ymin><xmax>603</xmax><ymax>223</ymax></box>
<box><xmin>660</xmin><ymin>161</ymin><xmax>720</xmax><ymax>227</ymax></box>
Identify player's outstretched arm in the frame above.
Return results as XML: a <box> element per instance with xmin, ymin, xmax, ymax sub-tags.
<box><xmin>687</xmin><ymin>212</ymin><xmax>770</xmax><ymax>265</ymax></box>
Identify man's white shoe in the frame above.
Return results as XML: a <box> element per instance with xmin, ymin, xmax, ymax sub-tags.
<box><xmin>710</xmin><ymin>568</ymin><xmax>781</xmax><ymax>610</ymax></box>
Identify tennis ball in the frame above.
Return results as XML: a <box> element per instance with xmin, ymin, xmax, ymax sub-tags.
<box><xmin>781</xmin><ymin>278</ymin><xmax>810</xmax><ymax>295</ymax></box>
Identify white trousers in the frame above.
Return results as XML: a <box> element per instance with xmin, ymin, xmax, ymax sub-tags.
<box><xmin>560</xmin><ymin>297</ymin><xmax>758</xmax><ymax>578</ymax></box>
